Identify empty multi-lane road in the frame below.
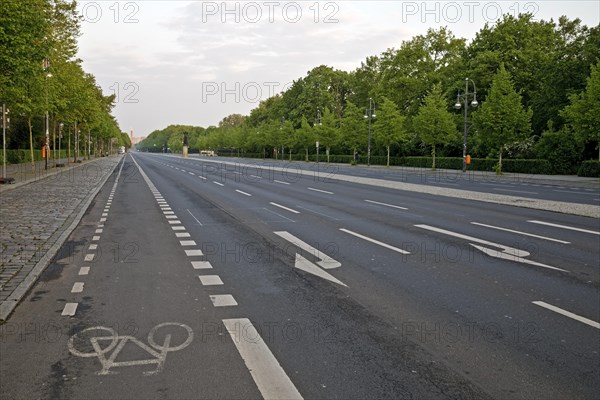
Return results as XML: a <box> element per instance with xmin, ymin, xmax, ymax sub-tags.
<box><xmin>1</xmin><ymin>152</ymin><xmax>598</xmax><ymax>399</ymax></box>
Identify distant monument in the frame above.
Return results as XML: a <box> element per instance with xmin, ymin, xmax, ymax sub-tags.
<box><xmin>182</xmin><ymin>132</ymin><xmax>189</xmax><ymax>158</ymax></box>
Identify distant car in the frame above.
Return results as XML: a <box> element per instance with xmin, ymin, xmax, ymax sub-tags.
<box><xmin>118</xmin><ymin>146</ymin><xmax>125</xmax><ymax>154</ymax></box>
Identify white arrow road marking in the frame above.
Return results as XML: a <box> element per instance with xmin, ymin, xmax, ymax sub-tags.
<box><xmin>415</xmin><ymin>224</ymin><xmax>530</xmax><ymax>257</ymax></box>
<box><xmin>223</xmin><ymin>318</ymin><xmax>303</xmax><ymax>400</ymax></box>
<box><xmin>416</xmin><ymin>224</ymin><xmax>567</xmax><ymax>272</ymax></box>
<box><xmin>533</xmin><ymin>301</ymin><xmax>600</xmax><ymax>329</ymax></box>
<box><xmin>294</xmin><ymin>254</ymin><xmax>347</xmax><ymax>287</ymax></box>
<box><xmin>274</xmin><ymin>231</ymin><xmax>341</xmax><ymax>269</ymax></box>
<box><xmin>470</xmin><ymin>244</ymin><xmax>568</xmax><ymax>272</ymax></box>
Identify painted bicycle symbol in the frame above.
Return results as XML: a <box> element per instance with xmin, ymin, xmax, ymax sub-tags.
<box><xmin>68</xmin><ymin>322</ymin><xmax>193</xmax><ymax>376</ymax></box>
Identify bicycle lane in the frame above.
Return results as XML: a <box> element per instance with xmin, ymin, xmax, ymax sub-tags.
<box><xmin>0</xmin><ymin>154</ymin><xmax>261</xmax><ymax>399</ymax></box>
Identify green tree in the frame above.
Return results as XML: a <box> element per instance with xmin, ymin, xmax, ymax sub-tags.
<box><xmin>473</xmin><ymin>64</ymin><xmax>532</xmax><ymax>174</ymax></box>
<box><xmin>296</xmin><ymin>116</ymin><xmax>314</xmax><ymax>161</ymax></box>
<box><xmin>561</xmin><ymin>62</ymin><xmax>600</xmax><ymax>160</ymax></box>
<box><xmin>413</xmin><ymin>84</ymin><xmax>458</xmax><ymax>170</ymax></box>
<box><xmin>374</xmin><ymin>97</ymin><xmax>407</xmax><ymax>166</ymax></box>
<box><xmin>341</xmin><ymin>101</ymin><xmax>367</xmax><ymax>161</ymax></box>
<box><xmin>314</xmin><ymin>108</ymin><xmax>339</xmax><ymax>163</ymax></box>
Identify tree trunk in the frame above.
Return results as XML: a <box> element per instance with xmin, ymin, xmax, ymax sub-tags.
<box><xmin>305</xmin><ymin>147</ymin><xmax>308</xmax><ymax>162</ymax></box>
<box><xmin>498</xmin><ymin>147</ymin><xmax>503</xmax><ymax>175</ymax></box>
<box><xmin>431</xmin><ymin>144</ymin><xmax>436</xmax><ymax>171</ymax></box>
<box><xmin>387</xmin><ymin>145</ymin><xmax>390</xmax><ymax>167</ymax></box>
<box><xmin>326</xmin><ymin>147</ymin><xmax>330</xmax><ymax>163</ymax></box>
<box><xmin>28</xmin><ymin>117</ymin><xmax>34</xmax><ymax>172</ymax></box>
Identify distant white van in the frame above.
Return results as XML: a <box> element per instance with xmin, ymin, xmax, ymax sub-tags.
<box><xmin>200</xmin><ymin>150</ymin><xmax>216</xmax><ymax>156</ymax></box>
<box><xmin>118</xmin><ymin>146</ymin><xmax>125</xmax><ymax>154</ymax></box>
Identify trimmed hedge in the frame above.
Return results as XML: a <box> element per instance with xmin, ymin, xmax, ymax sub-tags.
<box><xmin>0</xmin><ymin>149</ymin><xmax>75</xmax><ymax>165</ymax></box>
<box><xmin>577</xmin><ymin>160</ymin><xmax>600</xmax><ymax>177</ymax></box>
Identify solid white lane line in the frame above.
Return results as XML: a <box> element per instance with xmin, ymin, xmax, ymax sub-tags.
<box><xmin>553</xmin><ymin>190</ymin><xmax>598</xmax><ymax>195</ymax></box>
<box><xmin>198</xmin><ymin>275</ymin><xmax>224</xmax><ymax>286</ymax></box>
<box><xmin>270</xmin><ymin>202</ymin><xmax>300</xmax><ymax>214</ymax></box>
<box><xmin>192</xmin><ymin>261</ymin><xmax>213</xmax><ymax>269</ymax></box>
<box><xmin>210</xmin><ymin>295</ymin><xmax>238</xmax><ymax>307</ymax></box>
<box><xmin>187</xmin><ymin>209</ymin><xmax>203</xmax><ymax>226</ymax></box>
<box><xmin>527</xmin><ymin>220</ymin><xmax>600</xmax><ymax>235</ymax></box>
<box><xmin>180</xmin><ymin>240</ymin><xmax>197</xmax><ymax>246</ymax></box>
<box><xmin>494</xmin><ymin>188</ymin><xmax>538</xmax><ymax>195</ymax></box>
<box><xmin>176</xmin><ymin>232</ymin><xmax>191</xmax><ymax>238</ymax></box>
<box><xmin>296</xmin><ymin>206</ymin><xmax>339</xmax><ymax>221</ymax></box>
<box><xmin>364</xmin><ymin>199</ymin><xmax>408</xmax><ymax>210</ymax></box>
<box><xmin>340</xmin><ymin>228</ymin><xmax>410</xmax><ymax>255</ymax></box>
<box><xmin>213</xmin><ymin>181</ymin><xmax>224</xmax><ymax>186</ymax></box>
<box><xmin>263</xmin><ymin>208</ymin><xmax>296</xmax><ymax>223</ymax></box>
<box><xmin>84</xmin><ymin>254</ymin><xmax>95</xmax><ymax>262</ymax></box>
<box><xmin>532</xmin><ymin>301</ymin><xmax>600</xmax><ymax>329</ymax></box>
<box><xmin>274</xmin><ymin>180</ymin><xmax>290</xmax><ymax>185</ymax></box>
<box><xmin>71</xmin><ymin>282</ymin><xmax>84</xmax><ymax>293</ymax></box>
<box><xmin>307</xmin><ymin>187</ymin><xmax>333</xmax><ymax>194</ymax></box>
<box><xmin>61</xmin><ymin>303</ymin><xmax>78</xmax><ymax>316</ymax></box>
<box><xmin>470</xmin><ymin>222</ymin><xmax>570</xmax><ymax>244</ymax></box>
<box><xmin>185</xmin><ymin>249</ymin><xmax>204</xmax><ymax>256</ymax></box>
<box><xmin>236</xmin><ymin>189</ymin><xmax>252</xmax><ymax>196</ymax></box>
<box><xmin>78</xmin><ymin>267</ymin><xmax>90</xmax><ymax>275</ymax></box>
<box><xmin>222</xmin><ymin>318</ymin><xmax>303</xmax><ymax>400</ymax></box>
<box><xmin>273</xmin><ymin>231</ymin><xmax>341</xmax><ymax>269</ymax></box>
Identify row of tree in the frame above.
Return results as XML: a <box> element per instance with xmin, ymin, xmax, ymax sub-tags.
<box><xmin>0</xmin><ymin>0</ymin><xmax>127</xmax><ymax>169</ymax></box>
<box><xmin>138</xmin><ymin>14</ymin><xmax>599</xmax><ymax>173</ymax></box>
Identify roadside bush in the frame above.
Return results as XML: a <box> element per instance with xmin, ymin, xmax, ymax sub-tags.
<box><xmin>577</xmin><ymin>160</ymin><xmax>600</xmax><ymax>177</ymax></box>
<box><xmin>535</xmin><ymin>127</ymin><xmax>583</xmax><ymax>174</ymax></box>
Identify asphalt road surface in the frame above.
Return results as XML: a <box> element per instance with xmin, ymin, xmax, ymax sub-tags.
<box><xmin>1</xmin><ymin>153</ymin><xmax>598</xmax><ymax>399</ymax></box>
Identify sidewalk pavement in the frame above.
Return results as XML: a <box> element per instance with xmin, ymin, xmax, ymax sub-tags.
<box><xmin>0</xmin><ymin>155</ymin><xmax>122</xmax><ymax>321</ymax></box>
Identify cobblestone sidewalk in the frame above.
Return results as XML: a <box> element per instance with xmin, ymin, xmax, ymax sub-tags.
<box><xmin>0</xmin><ymin>156</ymin><xmax>121</xmax><ymax>320</ymax></box>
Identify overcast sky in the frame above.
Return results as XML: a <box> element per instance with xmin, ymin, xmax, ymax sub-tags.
<box><xmin>75</xmin><ymin>1</ymin><xmax>599</xmax><ymax>137</ymax></box>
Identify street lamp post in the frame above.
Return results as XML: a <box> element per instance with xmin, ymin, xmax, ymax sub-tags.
<box><xmin>455</xmin><ymin>78</ymin><xmax>478</xmax><ymax>172</ymax></box>
<box><xmin>364</xmin><ymin>98</ymin><xmax>376</xmax><ymax>166</ymax></box>
<box><xmin>57</xmin><ymin>123</ymin><xmax>64</xmax><ymax>167</ymax></box>
<box><xmin>44</xmin><ymin>59</ymin><xmax>52</xmax><ymax>170</ymax></box>
<box><xmin>315</xmin><ymin>108</ymin><xmax>322</xmax><ymax>164</ymax></box>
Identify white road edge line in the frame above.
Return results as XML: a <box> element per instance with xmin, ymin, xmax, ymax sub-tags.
<box><xmin>340</xmin><ymin>228</ymin><xmax>410</xmax><ymax>255</ymax></box>
<box><xmin>223</xmin><ymin>318</ymin><xmax>303</xmax><ymax>400</ymax></box>
<box><xmin>364</xmin><ymin>199</ymin><xmax>408</xmax><ymax>210</ymax></box>
<box><xmin>528</xmin><ymin>220</ymin><xmax>600</xmax><ymax>235</ymax></box>
<box><xmin>532</xmin><ymin>301</ymin><xmax>600</xmax><ymax>329</ymax></box>
<box><xmin>269</xmin><ymin>202</ymin><xmax>300</xmax><ymax>214</ymax></box>
<box><xmin>470</xmin><ymin>222</ymin><xmax>570</xmax><ymax>244</ymax></box>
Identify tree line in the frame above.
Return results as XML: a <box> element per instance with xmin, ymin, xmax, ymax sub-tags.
<box><xmin>141</xmin><ymin>14</ymin><xmax>598</xmax><ymax>174</ymax></box>
<box><xmin>0</xmin><ymin>0</ymin><xmax>128</xmax><ymax>168</ymax></box>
